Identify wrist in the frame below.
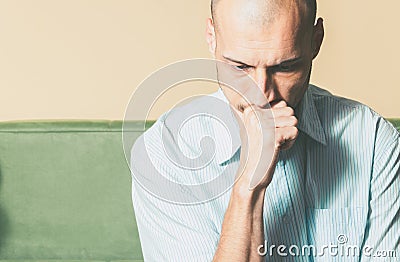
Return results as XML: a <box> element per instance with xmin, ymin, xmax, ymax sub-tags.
<box><xmin>231</xmin><ymin>180</ymin><xmax>267</xmax><ymax>207</ymax></box>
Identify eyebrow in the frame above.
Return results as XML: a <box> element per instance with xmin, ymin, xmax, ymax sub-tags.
<box><xmin>222</xmin><ymin>55</ymin><xmax>303</xmax><ymax>67</ymax></box>
<box><xmin>222</xmin><ymin>56</ymin><xmax>250</xmax><ymax>66</ymax></box>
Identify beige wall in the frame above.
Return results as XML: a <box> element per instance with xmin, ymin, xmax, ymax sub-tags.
<box><xmin>0</xmin><ymin>0</ymin><xmax>398</xmax><ymax>121</ymax></box>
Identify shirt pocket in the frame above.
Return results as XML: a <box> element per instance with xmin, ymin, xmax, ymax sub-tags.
<box><xmin>307</xmin><ymin>207</ymin><xmax>367</xmax><ymax>262</ymax></box>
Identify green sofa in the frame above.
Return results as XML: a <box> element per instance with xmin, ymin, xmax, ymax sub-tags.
<box><xmin>0</xmin><ymin>119</ymin><xmax>399</xmax><ymax>261</ymax></box>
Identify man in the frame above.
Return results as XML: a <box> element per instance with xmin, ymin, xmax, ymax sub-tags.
<box><xmin>131</xmin><ymin>0</ymin><xmax>399</xmax><ymax>261</ymax></box>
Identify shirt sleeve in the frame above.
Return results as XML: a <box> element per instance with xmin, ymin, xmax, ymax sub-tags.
<box><xmin>360</xmin><ymin>118</ymin><xmax>400</xmax><ymax>261</ymax></box>
<box><xmin>132</xmin><ymin>181</ymin><xmax>220</xmax><ymax>261</ymax></box>
<box><xmin>130</xmin><ymin>121</ymin><xmax>220</xmax><ymax>261</ymax></box>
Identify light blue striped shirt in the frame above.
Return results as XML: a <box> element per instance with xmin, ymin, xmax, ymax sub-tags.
<box><xmin>131</xmin><ymin>84</ymin><xmax>399</xmax><ymax>261</ymax></box>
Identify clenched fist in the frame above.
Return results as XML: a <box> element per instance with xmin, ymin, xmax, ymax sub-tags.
<box><xmin>235</xmin><ymin>101</ymin><xmax>298</xmax><ymax>192</ymax></box>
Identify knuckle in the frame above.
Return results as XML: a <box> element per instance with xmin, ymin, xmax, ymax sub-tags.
<box><xmin>291</xmin><ymin>116</ymin><xmax>299</xmax><ymax>126</ymax></box>
<box><xmin>292</xmin><ymin>127</ymin><xmax>299</xmax><ymax>138</ymax></box>
<box><xmin>287</xmin><ymin>107</ymin><xmax>295</xmax><ymax>115</ymax></box>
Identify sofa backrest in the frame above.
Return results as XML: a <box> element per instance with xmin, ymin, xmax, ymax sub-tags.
<box><xmin>0</xmin><ymin>121</ymin><xmax>151</xmax><ymax>261</ymax></box>
<box><xmin>389</xmin><ymin>118</ymin><xmax>400</xmax><ymax>131</ymax></box>
<box><xmin>0</xmin><ymin>119</ymin><xmax>398</xmax><ymax>260</ymax></box>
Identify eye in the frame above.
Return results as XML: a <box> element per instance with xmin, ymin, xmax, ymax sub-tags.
<box><xmin>235</xmin><ymin>64</ymin><xmax>251</xmax><ymax>71</ymax></box>
<box><xmin>278</xmin><ymin>63</ymin><xmax>294</xmax><ymax>72</ymax></box>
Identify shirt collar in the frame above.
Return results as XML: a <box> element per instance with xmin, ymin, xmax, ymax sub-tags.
<box><xmin>211</xmin><ymin>85</ymin><xmax>327</xmax><ymax>166</ymax></box>
<box><xmin>295</xmin><ymin>85</ymin><xmax>327</xmax><ymax>146</ymax></box>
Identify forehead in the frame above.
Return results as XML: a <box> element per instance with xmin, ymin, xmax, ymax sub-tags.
<box><xmin>215</xmin><ymin>0</ymin><xmax>308</xmax><ymax>49</ymax></box>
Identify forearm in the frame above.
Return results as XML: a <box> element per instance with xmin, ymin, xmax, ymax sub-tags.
<box><xmin>213</xmin><ymin>183</ymin><xmax>266</xmax><ymax>262</ymax></box>
<box><xmin>212</xmin><ymin>101</ymin><xmax>295</xmax><ymax>261</ymax></box>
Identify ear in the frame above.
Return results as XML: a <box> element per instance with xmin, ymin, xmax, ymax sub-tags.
<box><xmin>206</xmin><ymin>18</ymin><xmax>217</xmax><ymax>57</ymax></box>
<box><xmin>312</xmin><ymin>18</ymin><xmax>324</xmax><ymax>59</ymax></box>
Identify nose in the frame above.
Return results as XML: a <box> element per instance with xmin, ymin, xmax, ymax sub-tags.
<box><xmin>252</xmin><ymin>68</ymin><xmax>275</xmax><ymax>106</ymax></box>
<box><xmin>254</xmin><ymin>68</ymin><xmax>268</xmax><ymax>93</ymax></box>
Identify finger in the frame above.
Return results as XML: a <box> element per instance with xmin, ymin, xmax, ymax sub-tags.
<box><xmin>275</xmin><ymin>126</ymin><xmax>298</xmax><ymax>149</ymax></box>
<box><xmin>274</xmin><ymin>116</ymin><xmax>298</xmax><ymax>128</ymax></box>
<box><xmin>271</xmin><ymin>106</ymin><xmax>295</xmax><ymax>118</ymax></box>
<box><xmin>280</xmin><ymin>139</ymin><xmax>296</xmax><ymax>151</ymax></box>
<box><xmin>246</xmin><ymin>107</ymin><xmax>277</xmax><ymax>128</ymax></box>
<box><xmin>271</xmin><ymin>100</ymin><xmax>287</xmax><ymax>109</ymax></box>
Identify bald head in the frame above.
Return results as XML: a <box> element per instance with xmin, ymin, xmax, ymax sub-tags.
<box><xmin>211</xmin><ymin>0</ymin><xmax>317</xmax><ymax>31</ymax></box>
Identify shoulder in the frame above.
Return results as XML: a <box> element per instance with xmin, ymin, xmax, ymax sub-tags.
<box><xmin>309</xmin><ymin>84</ymin><xmax>399</xmax><ymax>141</ymax></box>
<box><xmin>310</xmin><ymin>84</ymin><xmax>370</xmax><ymax>112</ymax></box>
<box><xmin>130</xmin><ymin>90</ymin><xmax>225</xmax><ymax>173</ymax></box>
<box><xmin>148</xmin><ymin>89</ymin><xmax>225</xmax><ymax>133</ymax></box>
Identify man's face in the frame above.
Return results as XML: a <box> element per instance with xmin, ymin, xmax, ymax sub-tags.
<box><xmin>207</xmin><ymin>1</ymin><xmax>323</xmax><ymax>114</ymax></box>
